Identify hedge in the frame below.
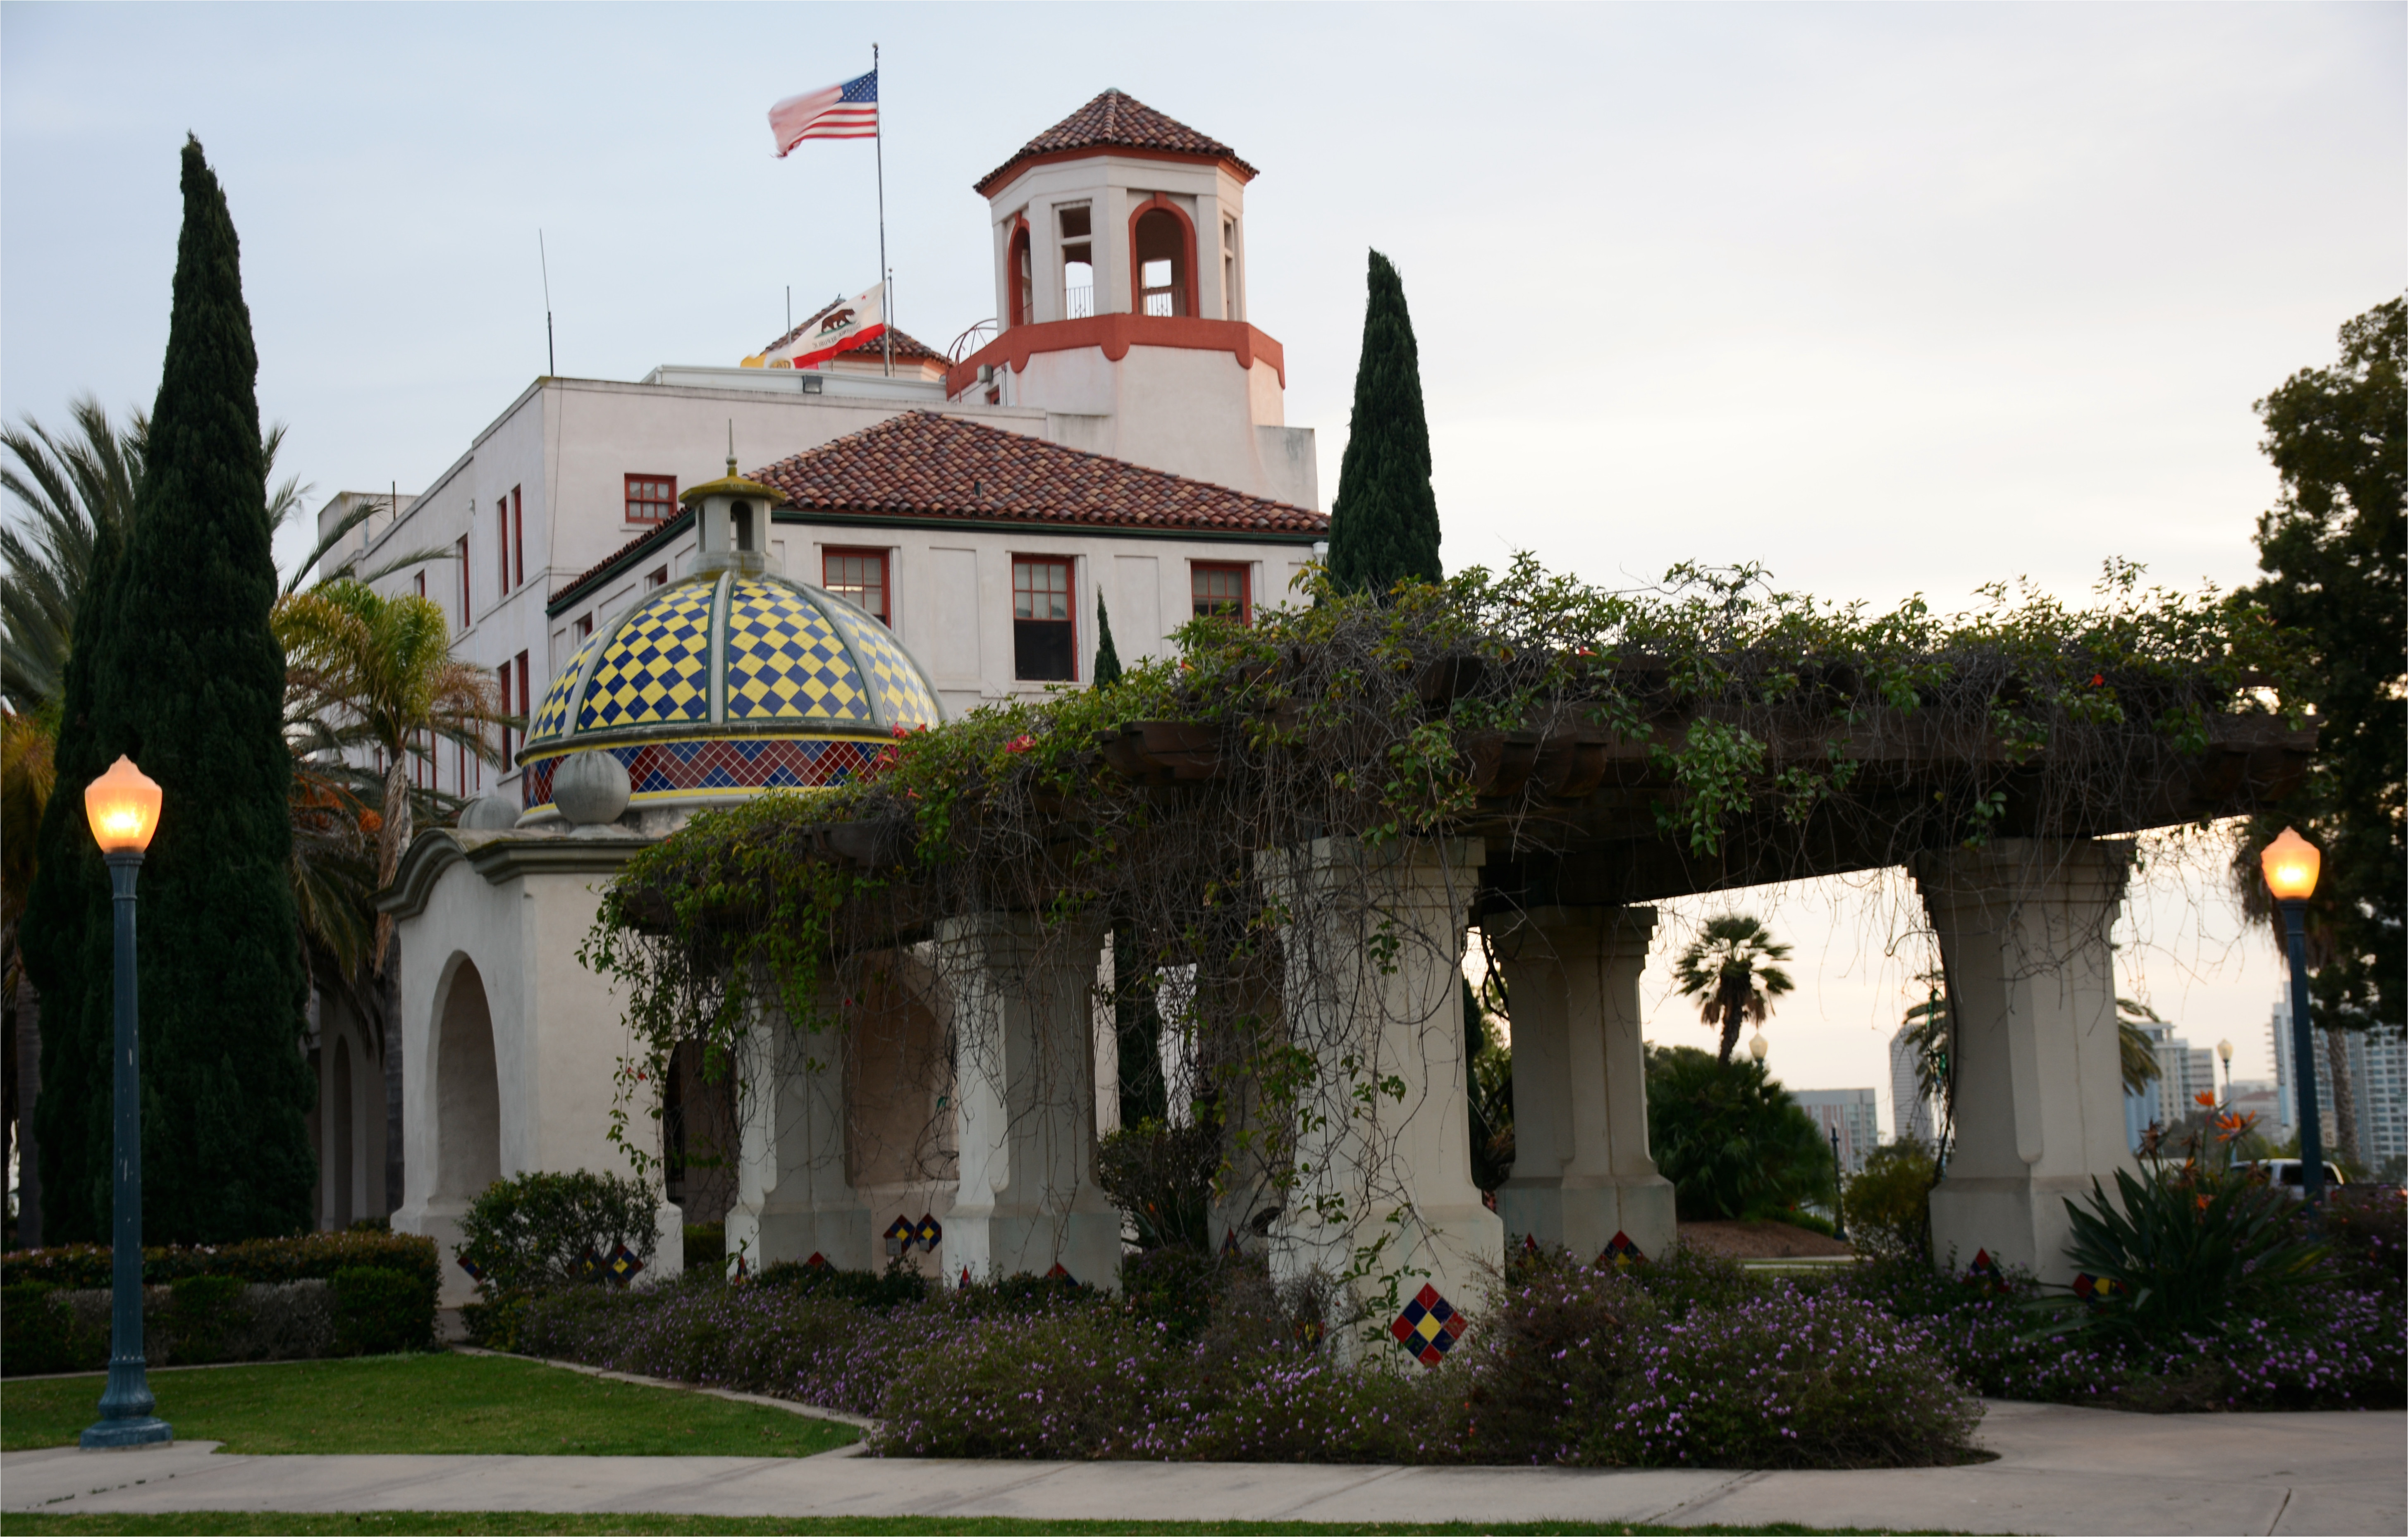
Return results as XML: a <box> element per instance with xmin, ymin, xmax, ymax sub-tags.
<box><xmin>1</xmin><ymin>1230</ymin><xmax>437</xmax><ymax>1292</ymax></box>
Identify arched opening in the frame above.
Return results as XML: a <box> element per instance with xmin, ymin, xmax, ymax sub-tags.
<box><xmin>331</xmin><ymin>1034</ymin><xmax>356</xmax><ymax>1228</ymax></box>
<box><xmin>1006</xmin><ymin>220</ymin><xmax>1033</xmax><ymax>328</ymax></box>
<box><xmin>664</xmin><ymin>1042</ymin><xmax>737</xmax><ymax>1224</ymax></box>
<box><xmin>434</xmin><ymin>960</ymin><xmax>502</xmax><ymax>1202</ymax></box>
<box><xmin>1130</xmin><ymin>203</ymin><xmax>1193</xmax><ymax>317</ymax></box>
<box><xmin>732</xmin><ymin>500</ymin><xmax>755</xmax><ymax>552</ymax></box>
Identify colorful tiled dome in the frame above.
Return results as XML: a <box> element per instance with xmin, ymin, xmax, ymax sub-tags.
<box><xmin>516</xmin><ymin>570</ymin><xmax>943</xmax><ymax>821</ymax></box>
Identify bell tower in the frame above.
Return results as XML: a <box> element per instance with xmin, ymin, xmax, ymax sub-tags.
<box><xmin>946</xmin><ymin>90</ymin><xmax>1315</xmax><ymax>510</ymax></box>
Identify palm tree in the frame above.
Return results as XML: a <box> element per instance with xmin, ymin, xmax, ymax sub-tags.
<box><xmin>273</xmin><ymin>578</ymin><xmax>509</xmax><ymax>968</ymax></box>
<box><xmin>1</xmin><ymin>400</ymin><xmax>326</xmax><ymax>714</ymax></box>
<box><xmin>1674</xmin><ymin>914</ymin><xmax>1796</xmax><ymax>1065</ymax></box>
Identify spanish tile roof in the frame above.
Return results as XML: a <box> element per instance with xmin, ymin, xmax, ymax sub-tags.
<box><xmin>552</xmin><ymin>508</ymin><xmax>692</xmax><ymax>616</ymax></box>
<box><xmin>551</xmin><ymin>413</ymin><xmax>1323</xmax><ymax>615</ymax></box>
<box><xmin>977</xmin><ymin>89</ymin><xmax>1257</xmax><ymax>194</ymax></box>
<box><xmin>750</xmin><ymin>412</ymin><xmax>1324</xmax><ymax>536</ymax></box>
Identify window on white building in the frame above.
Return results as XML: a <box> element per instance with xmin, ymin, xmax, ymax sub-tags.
<box><xmin>1058</xmin><ymin>205</ymin><xmax>1093</xmax><ymax>319</ymax></box>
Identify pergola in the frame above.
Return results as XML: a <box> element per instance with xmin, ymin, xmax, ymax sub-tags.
<box><xmin>595</xmin><ymin>582</ymin><xmax>2314</xmax><ymax>1313</ymax></box>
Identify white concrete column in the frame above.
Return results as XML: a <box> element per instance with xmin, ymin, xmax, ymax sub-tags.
<box><xmin>1491</xmin><ymin>906</ymin><xmax>1674</xmax><ymax>1264</ymax></box>
<box><xmin>934</xmin><ymin>913</ymin><xmax>1121</xmax><ymax>1286</ymax></box>
<box><xmin>1257</xmin><ymin>837</ymin><xmax>1500</xmax><ymax>1326</ymax></box>
<box><xmin>724</xmin><ymin>1003</ymin><xmax>870</xmax><ymax>1275</ymax></box>
<box><xmin>1913</xmin><ymin>838</ymin><xmax>2137</xmax><ymax>1285</ymax></box>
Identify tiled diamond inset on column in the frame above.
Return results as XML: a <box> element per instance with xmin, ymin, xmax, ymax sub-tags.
<box><xmin>724</xmin><ymin>579</ymin><xmax>871</xmax><ymax>723</ymax></box>
<box><xmin>578</xmin><ymin>581</ymin><xmax>716</xmax><ymax>731</ymax></box>
<box><xmin>1388</xmin><ymin>1283</ymin><xmax>1468</xmax><ymax>1367</ymax></box>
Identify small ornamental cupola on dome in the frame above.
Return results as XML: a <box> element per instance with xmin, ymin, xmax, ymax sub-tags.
<box><xmin>680</xmin><ymin>451</ymin><xmax>784</xmax><ymax>579</ymax></box>
<box><xmin>514</xmin><ymin>455</ymin><xmax>946</xmax><ymax>823</ymax></box>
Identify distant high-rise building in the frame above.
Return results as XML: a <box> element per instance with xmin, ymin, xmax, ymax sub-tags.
<box><xmin>1888</xmin><ymin>1025</ymin><xmax>1935</xmax><ymax>1146</ymax></box>
<box><xmin>2270</xmin><ymin>1001</ymin><xmax>2407</xmax><ymax>1169</ymax></box>
<box><xmin>1793</xmin><ymin>1088</ymin><xmax>1881</xmax><ymax>1172</ymax></box>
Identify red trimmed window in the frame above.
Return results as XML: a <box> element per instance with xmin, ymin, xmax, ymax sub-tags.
<box><xmin>823</xmin><ymin>548</ymin><xmax>890</xmax><ymax>624</ymax></box>
<box><xmin>1012</xmin><ymin>557</ymin><xmax>1075</xmax><ymax>682</ymax></box>
<box><xmin>456</xmin><ymin>536</ymin><xmax>471</xmax><ymax>626</ymax></box>
<box><xmin>414</xmin><ymin>571</ymin><xmax>426</xmax><ymax>599</ymax></box>
<box><xmin>495</xmin><ymin>658</ymin><xmax>513</xmax><ymax>767</ymax></box>
<box><xmin>1059</xmin><ymin>205</ymin><xmax>1093</xmax><ymax>319</ymax></box>
<box><xmin>512</xmin><ymin>487</ymin><xmax>526</xmax><ymax>590</ymax></box>
<box><xmin>1192</xmin><ymin>563</ymin><xmax>1250</xmax><ymax>623</ymax></box>
<box><xmin>626</xmin><ymin>474</ymin><xmax>676</xmax><ymax>524</ymax></box>
<box><xmin>512</xmin><ymin>650</ymin><xmax>530</xmax><ymax>766</ymax></box>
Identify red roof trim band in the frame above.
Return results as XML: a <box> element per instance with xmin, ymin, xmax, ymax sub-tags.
<box><xmin>946</xmin><ymin>315</ymin><xmax>1283</xmax><ymax>398</ymax></box>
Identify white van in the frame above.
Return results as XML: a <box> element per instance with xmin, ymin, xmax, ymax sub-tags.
<box><xmin>2245</xmin><ymin>1159</ymin><xmax>2348</xmax><ymax>1197</ymax></box>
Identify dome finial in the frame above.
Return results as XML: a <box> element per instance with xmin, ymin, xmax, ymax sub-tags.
<box><xmin>727</xmin><ymin>419</ymin><xmax>737</xmax><ymax>478</ymax></box>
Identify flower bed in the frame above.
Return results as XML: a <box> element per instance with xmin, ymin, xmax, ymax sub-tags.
<box><xmin>514</xmin><ymin>1252</ymin><xmax>1983</xmax><ymax>1467</ymax></box>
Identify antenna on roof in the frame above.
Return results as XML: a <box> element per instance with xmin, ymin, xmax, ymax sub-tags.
<box><xmin>538</xmin><ymin>230</ymin><xmax>557</xmax><ymax>377</ymax></box>
<box><xmin>786</xmin><ymin>286</ymin><xmax>792</xmax><ymax>339</ymax></box>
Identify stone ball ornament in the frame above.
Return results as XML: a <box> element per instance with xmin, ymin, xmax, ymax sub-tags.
<box><xmin>551</xmin><ymin>749</ymin><xmax>634</xmax><ymax>828</ymax></box>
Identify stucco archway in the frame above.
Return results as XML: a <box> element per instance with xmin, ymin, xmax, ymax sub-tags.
<box><xmin>433</xmin><ymin>959</ymin><xmax>502</xmax><ymax>1203</ymax></box>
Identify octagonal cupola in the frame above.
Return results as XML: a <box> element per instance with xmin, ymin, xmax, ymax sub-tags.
<box><xmin>680</xmin><ymin>454</ymin><xmax>784</xmax><ymax>578</ymax></box>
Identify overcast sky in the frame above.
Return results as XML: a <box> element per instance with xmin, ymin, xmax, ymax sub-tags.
<box><xmin>5</xmin><ymin>3</ymin><xmax>2400</xmax><ymax>1122</ymax></box>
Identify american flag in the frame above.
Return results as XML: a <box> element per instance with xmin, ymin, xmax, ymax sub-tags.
<box><xmin>769</xmin><ymin>69</ymin><xmax>877</xmax><ymax>157</ymax></box>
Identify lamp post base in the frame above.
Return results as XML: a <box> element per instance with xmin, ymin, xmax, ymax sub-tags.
<box><xmin>79</xmin><ymin>1416</ymin><xmax>172</xmax><ymax>1449</ymax></box>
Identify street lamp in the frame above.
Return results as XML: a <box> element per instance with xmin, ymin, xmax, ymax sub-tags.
<box><xmin>1747</xmin><ymin>1032</ymin><xmax>1769</xmax><ymax>1064</ymax></box>
<box><xmin>2259</xmin><ymin>826</ymin><xmax>2326</xmax><ymax>1209</ymax></box>
<box><xmin>80</xmin><ymin>755</ymin><xmax>171</xmax><ymax>1449</ymax></box>
<box><xmin>2215</xmin><ymin>1038</ymin><xmax>2234</xmax><ymax>1105</ymax></box>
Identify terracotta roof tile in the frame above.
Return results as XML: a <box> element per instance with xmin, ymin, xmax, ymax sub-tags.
<box><xmin>977</xmin><ymin>89</ymin><xmax>1257</xmax><ymax>194</ymax></box>
<box><xmin>750</xmin><ymin>412</ymin><xmax>1324</xmax><ymax>537</ymax></box>
<box><xmin>552</xmin><ymin>508</ymin><xmax>692</xmax><ymax>613</ymax></box>
<box><xmin>551</xmin><ymin>413</ymin><xmax>1322</xmax><ymax>616</ymax></box>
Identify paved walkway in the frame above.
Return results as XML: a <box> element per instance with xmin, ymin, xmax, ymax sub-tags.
<box><xmin>5</xmin><ymin>1400</ymin><xmax>2400</xmax><ymax>1534</ymax></box>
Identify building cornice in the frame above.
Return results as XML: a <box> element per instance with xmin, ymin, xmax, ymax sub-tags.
<box><xmin>381</xmin><ymin>827</ymin><xmax>659</xmax><ymax>918</ymax></box>
<box><xmin>946</xmin><ymin>316</ymin><xmax>1283</xmax><ymax>398</ymax></box>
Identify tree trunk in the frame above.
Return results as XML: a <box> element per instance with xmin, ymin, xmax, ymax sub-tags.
<box><xmin>1715</xmin><ymin>976</ymin><xmax>1747</xmax><ymax>1064</ymax></box>
<box><xmin>2324</xmin><ymin>1026</ymin><xmax>2363</xmax><ymax>1167</ymax></box>
<box><xmin>372</xmin><ymin>759</ymin><xmax>412</xmax><ymax>971</ymax></box>
<box><xmin>11</xmin><ymin>971</ymin><xmax>37</xmax><ymax>1247</ymax></box>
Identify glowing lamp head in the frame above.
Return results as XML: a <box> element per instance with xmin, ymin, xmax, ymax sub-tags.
<box><xmin>2259</xmin><ymin>826</ymin><xmax>2321</xmax><ymax>902</ymax></box>
<box><xmin>2217</xmin><ymin>1038</ymin><xmax>2234</xmax><ymax>1064</ymax></box>
<box><xmin>84</xmin><ymin>754</ymin><xmax>162</xmax><ymax>855</ymax></box>
<box><xmin>1747</xmin><ymin>1032</ymin><xmax>1769</xmax><ymax>1063</ymax></box>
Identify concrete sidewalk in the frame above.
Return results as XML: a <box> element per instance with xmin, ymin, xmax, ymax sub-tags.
<box><xmin>5</xmin><ymin>1400</ymin><xmax>2400</xmax><ymax>1535</ymax></box>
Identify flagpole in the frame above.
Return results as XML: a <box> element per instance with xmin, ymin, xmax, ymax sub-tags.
<box><xmin>873</xmin><ymin>42</ymin><xmax>892</xmax><ymax>377</ymax></box>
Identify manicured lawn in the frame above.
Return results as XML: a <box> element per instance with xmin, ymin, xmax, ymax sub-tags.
<box><xmin>0</xmin><ymin>1353</ymin><xmax>857</xmax><ymax>1457</ymax></box>
<box><xmin>0</xmin><ymin>1518</ymin><xmax>1950</xmax><ymax>1536</ymax></box>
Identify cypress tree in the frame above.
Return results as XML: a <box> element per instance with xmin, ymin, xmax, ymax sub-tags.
<box><xmin>1325</xmin><ymin>249</ymin><xmax>1442</xmax><ymax>597</ymax></box>
<box><xmin>1092</xmin><ymin>594</ymin><xmax>1124</xmax><ymax>687</ymax></box>
<box><xmin>107</xmin><ymin>138</ymin><xmax>316</xmax><ymax>1241</ymax></box>
<box><xmin>17</xmin><ymin>518</ymin><xmax>133</xmax><ymax>1242</ymax></box>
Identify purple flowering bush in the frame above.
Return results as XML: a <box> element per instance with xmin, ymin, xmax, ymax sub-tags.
<box><xmin>1461</xmin><ymin>1253</ymin><xmax>1980</xmax><ymax>1468</ymax></box>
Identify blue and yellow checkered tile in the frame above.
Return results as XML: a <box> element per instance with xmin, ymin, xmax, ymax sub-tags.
<box><xmin>822</xmin><ymin>599</ymin><xmax>941</xmax><ymax>729</ymax></box>
<box><xmin>528</xmin><ymin>632</ymin><xmax>601</xmax><ymax>745</ymax></box>
<box><xmin>1389</xmin><ymin>1283</ymin><xmax>1468</xmax><ymax>1367</ymax></box>
<box><xmin>578</xmin><ymin>581</ymin><xmax>715</xmax><ymax>730</ymax></box>
<box><xmin>724</xmin><ymin>579</ymin><xmax>871</xmax><ymax>723</ymax></box>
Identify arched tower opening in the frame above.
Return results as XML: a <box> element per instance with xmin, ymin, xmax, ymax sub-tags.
<box><xmin>1132</xmin><ymin>204</ymin><xmax>1192</xmax><ymax>317</ymax></box>
<box><xmin>434</xmin><ymin>960</ymin><xmax>502</xmax><ymax>1202</ymax></box>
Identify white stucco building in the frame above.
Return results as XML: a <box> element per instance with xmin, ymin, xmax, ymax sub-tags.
<box><xmin>327</xmin><ymin>89</ymin><xmax>1331</xmax><ymax>1243</ymax></box>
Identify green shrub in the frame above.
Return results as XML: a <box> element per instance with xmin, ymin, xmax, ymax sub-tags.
<box><xmin>166</xmin><ymin>1274</ymin><xmax>248</xmax><ymax>1364</ymax></box>
<box><xmin>1118</xmin><ymin>1245</ymin><xmax>1222</xmax><ymax>1341</ymax></box>
<box><xmin>453</xmin><ymin>1169</ymin><xmax>659</xmax><ymax>1297</ymax></box>
<box><xmin>331</xmin><ymin>1265</ymin><xmax>436</xmax><ymax>1355</ymax></box>
<box><xmin>682</xmin><ymin>1222</ymin><xmax>724</xmax><ymax>1271</ymax></box>
<box><xmin>755</xmin><ymin>1257</ymin><xmax>929</xmax><ymax>1310</ymax></box>
<box><xmin>2042</xmin><ymin>1165</ymin><xmax>2328</xmax><ymax>1344</ymax></box>
<box><xmin>1644</xmin><ymin>1045</ymin><xmax>1828</xmax><ymax>1220</ymax></box>
<box><xmin>1843</xmin><ymin>1141</ymin><xmax>1938</xmax><ymax>1260</ymax></box>
<box><xmin>1</xmin><ymin>1282</ymin><xmax>106</xmax><ymax>1375</ymax></box>
<box><xmin>1094</xmin><ymin>1118</ymin><xmax>1218</xmax><ymax>1251</ymax></box>
<box><xmin>1</xmin><ymin>1231</ymin><xmax>437</xmax><ymax>1292</ymax></box>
